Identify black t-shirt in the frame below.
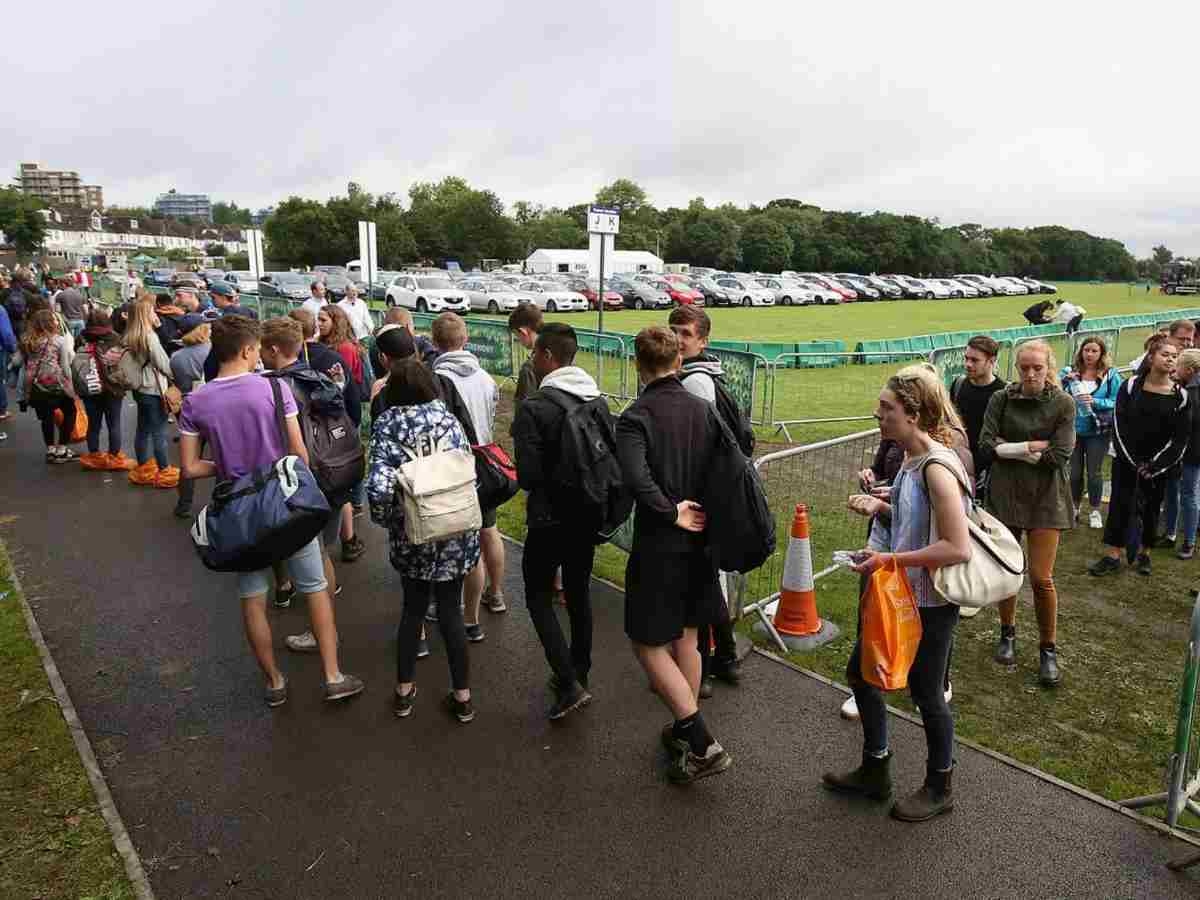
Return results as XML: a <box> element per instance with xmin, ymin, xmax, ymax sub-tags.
<box><xmin>1023</xmin><ymin>300</ymin><xmax>1052</xmax><ymax>322</ymax></box>
<box><xmin>953</xmin><ymin>376</ymin><xmax>1006</xmax><ymax>471</ymax></box>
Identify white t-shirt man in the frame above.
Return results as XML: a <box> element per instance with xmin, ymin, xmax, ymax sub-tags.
<box><xmin>338</xmin><ymin>295</ymin><xmax>374</xmax><ymax>341</ymax></box>
<box><xmin>300</xmin><ymin>294</ymin><xmax>327</xmax><ymax>320</ymax></box>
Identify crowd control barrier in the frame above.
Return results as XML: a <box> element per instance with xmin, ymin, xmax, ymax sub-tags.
<box><xmin>1119</xmin><ymin>592</ymin><xmax>1200</xmax><ymax>870</ymax></box>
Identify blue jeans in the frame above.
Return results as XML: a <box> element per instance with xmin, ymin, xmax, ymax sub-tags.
<box><xmin>132</xmin><ymin>391</ymin><xmax>169</xmax><ymax>467</ymax></box>
<box><xmin>1165</xmin><ymin>463</ymin><xmax>1200</xmax><ymax>546</ymax></box>
<box><xmin>67</xmin><ymin>319</ymin><xmax>85</xmax><ymax>340</ymax></box>
<box><xmin>82</xmin><ymin>393</ymin><xmax>123</xmax><ymax>454</ymax></box>
<box><xmin>0</xmin><ymin>350</ymin><xmax>7</xmax><ymax>414</ymax></box>
<box><xmin>1070</xmin><ymin>431</ymin><xmax>1109</xmax><ymax>509</ymax></box>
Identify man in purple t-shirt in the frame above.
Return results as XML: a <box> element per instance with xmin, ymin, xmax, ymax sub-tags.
<box><xmin>178</xmin><ymin>315</ymin><xmax>364</xmax><ymax>707</ymax></box>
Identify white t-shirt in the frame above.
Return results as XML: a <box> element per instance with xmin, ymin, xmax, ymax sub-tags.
<box><xmin>300</xmin><ymin>296</ymin><xmax>327</xmax><ymax>320</ymax></box>
<box><xmin>338</xmin><ymin>297</ymin><xmax>374</xmax><ymax>340</ymax></box>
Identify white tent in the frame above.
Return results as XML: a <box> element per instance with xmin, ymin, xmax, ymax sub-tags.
<box><xmin>525</xmin><ymin>248</ymin><xmax>663</xmax><ymax>275</ymax></box>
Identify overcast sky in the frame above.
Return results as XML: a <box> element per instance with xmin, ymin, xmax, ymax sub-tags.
<box><xmin>6</xmin><ymin>0</ymin><xmax>1197</xmax><ymax>257</ymax></box>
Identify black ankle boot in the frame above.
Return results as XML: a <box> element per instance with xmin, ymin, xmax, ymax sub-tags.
<box><xmin>994</xmin><ymin>625</ymin><xmax>1016</xmax><ymax>666</ymax></box>
<box><xmin>822</xmin><ymin>751</ymin><xmax>893</xmax><ymax>802</ymax></box>
<box><xmin>1039</xmin><ymin>643</ymin><xmax>1061</xmax><ymax>687</ymax></box>
<box><xmin>892</xmin><ymin>764</ymin><xmax>954</xmax><ymax>822</ymax></box>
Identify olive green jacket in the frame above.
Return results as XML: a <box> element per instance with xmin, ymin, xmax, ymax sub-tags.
<box><xmin>979</xmin><ymin>382</ymin><xmax>1077</xmax><ymax>530</ymax></box>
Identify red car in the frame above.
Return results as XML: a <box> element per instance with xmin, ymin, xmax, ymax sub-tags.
<box><xmin>566</xmin><ymin>278</ymin><xmax>623</xmax><ymax>311</ymax></box>
<box><xmin>638</xmin><ymin>275</ymin><xmax>704</xmax><ymax>306</ymax></box>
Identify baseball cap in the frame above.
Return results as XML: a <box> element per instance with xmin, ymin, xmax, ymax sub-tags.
<box><xmin>209</xmin><ymin>281</ymin><xmax>237</xmax><ymax>297</ymax></box>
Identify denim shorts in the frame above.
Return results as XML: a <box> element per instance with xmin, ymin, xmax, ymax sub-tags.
<box><xmin>237</xmin><ymin>537</ymin><xmax>326</xmax><ymax>599</ymax></box>
<box><xmin>322</xmin><ymin>507</ymin><xmax>342</xmax><ymax>548</ymax></box>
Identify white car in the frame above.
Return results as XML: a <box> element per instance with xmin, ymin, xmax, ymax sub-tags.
<box><xmin>716</xmin><ymin>276</ymin><xmax>775</xmax><ymax>307</ymax></box>
<box><xmin>756</xmin><ymin>276</ymin><xmax>819</xmax><ymax>307</ymax></box>
<box><xmin>793</xmin><ymin>276</ymin><xmax>843</xmax><ymax>305</ymax></box>
<box><xmin>385</xmin><ymin>274</ymin><xmax>470</xmax><ymax>313</ymax></box>
<box><xmin>954</xmin><ymin>274</ymin><xmax>997</xmax><ymax>296</ymax></box>
<box><xmin>940</xmin><ymin>278</ymin><xmax>980</xmax><ymax>298</ymax></box>
<box><xmin>892</xmin><ymin>275</ymin><xmax>949</xmax><ymax>299</ymax></box>
<box><xmin>518</xmin><ymin>281</ymin><xmax>588</xmax><ymax>312</ymax></box>
<box><xmin>224</xmin><ymin>271</ymin><xmax>259</xmax><ymax>295</ymax></box>
<box><xmin>461</xmin><ymin>278</ymin><xmax>536</xmax><ymax>314</ymax></box>
<box><xmin>996</xmin><ymin>276</ymin><xmax>1031</xmax><ymax>295</ymax></box>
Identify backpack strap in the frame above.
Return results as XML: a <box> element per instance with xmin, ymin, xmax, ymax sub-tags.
<box><xmin>270</xmin><ymin>376</ymin><xmax>288</xmax><ymax>450</ymax></box>
<box><xmin>950</xmin><ymin>374</ymin><xmax>965</xmax><ymax>406</ymax></box>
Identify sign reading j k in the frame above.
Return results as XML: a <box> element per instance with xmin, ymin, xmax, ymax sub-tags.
<box><xmin>588</xmin><ymin>206</ymin><xmax>620</xmax><ymax>235</ymax></box>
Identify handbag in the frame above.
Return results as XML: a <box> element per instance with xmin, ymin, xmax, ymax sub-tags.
<box><xmin>190</xmin><ymin>379</ymin><xmax>332</xmax><ymax>573</ymax></box>
<box><xmin>394</xmin><ymin>441</ymin><xmax>481</xmax><ymax>546</ymax></box>
<box><xmin>920</xmin><ymin>454</ymin><xmax>1026</xmax><ymax>609</ymax></box>
<box><xmin>859</xmin><ymin>556</ymin><xmax>922</xmax><ymax>691</ymax></box>
<box><xmin>472</xmin><ymin>441</ymin><xmax>519</xmax><ymax>512</ymax></box>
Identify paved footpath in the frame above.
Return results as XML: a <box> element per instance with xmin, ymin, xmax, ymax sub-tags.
<box><xmin>1</xmin><ymin>409</ymin><xmax>1197</xmax><ymax>899</ymax></box>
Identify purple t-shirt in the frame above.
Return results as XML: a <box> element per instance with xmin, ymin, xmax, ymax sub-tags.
<box><xmin>178</xmin><ymin>373</ymin><xmax>298</xmax><ymax>480</ymax></box>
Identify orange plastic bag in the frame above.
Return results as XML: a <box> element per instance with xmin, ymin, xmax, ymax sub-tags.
<box><xmin>53</xmin><ymin>398</ymin><xmax>88</xmax><ymax>444</ymax></box>
<box><xmin>860</xmin><ymin>556</ymin><xmax>923</xmax><ymax>691</ymax></box>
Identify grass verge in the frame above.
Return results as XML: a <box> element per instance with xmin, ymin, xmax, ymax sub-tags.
<box><xmin>0</xmin><ymin>544</ymin><xmax>135</xmax><ymax>900</ymax></box>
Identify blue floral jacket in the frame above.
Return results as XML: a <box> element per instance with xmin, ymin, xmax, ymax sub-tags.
<box><xmin>367</xmin><ymin>399</ymin><xmax>481</xmax><ymax>582</ymax></box>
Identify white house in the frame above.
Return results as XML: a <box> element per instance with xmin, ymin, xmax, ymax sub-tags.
<box><xmin>525</xmin><ymin>248</ymin><xmax>663</xmax><ymax>275</ymax></box>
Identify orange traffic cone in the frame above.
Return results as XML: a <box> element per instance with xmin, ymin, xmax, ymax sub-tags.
<box><xmin>758</xmin><ymin>504</ymin><xmax>839</xmax><ymax>651</ymax></box>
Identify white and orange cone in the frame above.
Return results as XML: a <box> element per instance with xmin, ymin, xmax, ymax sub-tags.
<box><xmin>757</xmin><ymin>504</ymin><xmax>840</xmax><ymax>651</ymax></box>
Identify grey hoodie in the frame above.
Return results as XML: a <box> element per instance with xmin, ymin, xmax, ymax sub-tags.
<box><xmin>433</xmin><ymin>350</ymin><xmax>498</xmax><ymax>444</ymax></box>
<box><xmin>678</xmin><ymin>353</ymin><xmax>723</xmax><ymax>405</ymax></box>
<box><xmin>538</xmin><ymin>365</ymin><xmax>600</xmax><ymax>401</ymax></box>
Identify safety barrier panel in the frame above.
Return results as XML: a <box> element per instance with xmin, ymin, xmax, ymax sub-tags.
<box><xmin>729</xmin><ymin>428</ymin><xmax>883</xmax><ymax>651</ymax></box>
<box><xmin>929</xmin><ymin>341</ymin><xmax>1016</xmax><ymax>388</ymax></box>
<box><xmin>1119</xmin><ymin>592</ymin><xmax>1200</xmax><ymax>870</ymax></box>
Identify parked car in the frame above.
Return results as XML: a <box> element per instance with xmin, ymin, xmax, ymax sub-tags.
<box><xmin>636</xmin><ymin>274</ymin><xmax>703</xmax><ymax>306</ymax></box>
<box><xmin>144</xmin><ymin>268</ymin><xmax>175</xmax><ymax>288</ymax></box>
<box><xmin>799</xmin><ymin>274</ymin><xmax>857</xmax><ymax>302</ymax></box>
<box><xmin>943</xmin><ymin>277</ymin><xmax>984</xmax><ymax>297</ymax></box>
<box><xmin>313</xmin><ymin>265</ymin><xmax>348</xmax><ymax>278</ymax></box>
<box><xmin>838</xmin><ymin>274</ymin><xmax>887</xmax><ymax>300</ymax></box>
<box><xmin>954</xmin><ymin>274</ymin><xmax>997</xmax><ymax>296</ymax></box>
<box><xmin>170</xmin><ymin>271</ymin><xmax>206</xmax><ymax>291</ymax></box>
<box><xmin>715</xmin><ymin>276</ymin><xmax>775</xmax><ymax>307</ymax></box>
<box><xmin>224</xmin><ymin>271</ymin><xmax>259</xmax><ymax>295</ymax></box>
<box><xmin>610</xmin><ymin>276</ymin><xmax>672</xmax><ymax>310</ymax></box>
<box><xmin>830</xmin><ymin>276</ymin><xmax>879</xmax><ymax>300</ymax></box>
<box><xmin>858</xmin><ymin>275</ymin><xmax>904</xmax><ymax>299</ymax></box>
<box><xmin>315</xmin><ymin>271</ymin><xmax>357</xmax><ymax>300</ymax></box>
<box><xmin>934</xmin><ymin>278</ymin><xmax>975</xmax><ymax>298</ymax></box>
<box><xmin>1021</xmin><ymin>277</ymin><xmax>1057</xmax><ymax>294</ymax></box>
<box><xmin>756</xmin><ymin>276</ymin><xmax>818</xmax><ymax>307</ymax></box>
<box><xmin>565</xmin><ymin>278</ymin><xmax>623</xmax><ymax>311</ymax></box>
<box><xmin>368</xmin><ymin>271</ymin><xmax>401</xmax><ymax>301</ymax></box>
<box><xmin>385</xmin><ymin>274</ymin><xmax>470</xmax><ymax>313</ymax></box>
<box><xmin>461</xmin><ymin>278</ymin><xmax>534</xmax><ymax>314</ymax></box>
<box><xmin>689</xmin><ymin>276</ymin><xmax>733</xmax><ymax>306</ymax></box>
<box><xmin>517</xmin><ymin>281</ymin><xmax>588</xmax><ymax>313</ymax></box>
<box><xmin>995</xmin><ymin>276</ymin><xmax>1031</xmax><ymax>295</ymax></box>
<box><xmin>260</xmin><ymin>272</ymin><xmax>315</xmax><ymax>300</ymax></box>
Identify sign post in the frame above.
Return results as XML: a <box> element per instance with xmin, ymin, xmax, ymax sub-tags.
<box><xmin>357</xmin><ymin>220</ymin><xmax>378</xmax><ymax>305</ymax></box>
<box><xmin>246</xmin><ymin>228</ymin><xmax>265</xmax><ymax>280</ymax></box>
<box><xmin>588</xmin><ymin>206</ymin><xmax>620</xmax><ymax>333</ymax></box>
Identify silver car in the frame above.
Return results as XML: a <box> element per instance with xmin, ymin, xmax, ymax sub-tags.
<box><xmin>461</xmin><ymin>279</ymin><xmax>535</xmax><ymax>314</ymax></box>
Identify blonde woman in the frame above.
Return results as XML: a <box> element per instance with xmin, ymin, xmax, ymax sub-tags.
<box><xmin>20</xmin><ymin>308</ymin><xmax>77</xmax><ymax>463</ymax></box>
<box><xmin>979</xmin><ymin>340</ymin><xmax>1075</xmax><ymax>686</ymax></box>
<box><xmin>826</xmin><ymin>365</ymin><xmax>972</xmax><ymax>822</ymax></box>
<box><xmin>120</xmin><ymin>296</ymin><xmax>179</xmax><ymax>487</ymax></box>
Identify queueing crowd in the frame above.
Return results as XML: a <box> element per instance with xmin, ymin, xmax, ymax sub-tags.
<box><xmin>5</xmin><ymin>261</ymin><xmax>1200</xmax><ymax>821</ymax></box>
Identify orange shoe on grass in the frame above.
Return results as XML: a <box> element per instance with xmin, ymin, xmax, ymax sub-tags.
<box><xmin>128</xmin><ymin>461</ymin><xmax>159</xmax><ymax>486</ymax></box>
<box><xmin>155</xmin><ymin>466</ymin><xmax>181</xmax><ymax>489</ymax></box>
<box><xmin>107</xmin><ymin>452</ymin><xmax>136</xmax><ymax>471</ymax></box>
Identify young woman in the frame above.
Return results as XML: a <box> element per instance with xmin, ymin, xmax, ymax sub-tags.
<box><xmin>75</xmin><ymin>307</ymin><xmax>134</xmax><ymax>471</ymax></box>
<box><xmin>1090</xmin><ymin>334</ymin><xmax>1189</xmax><ymax>578</ymax></box>
<box><xmin>1166</xmin><ymin>350</ymin><xmax>1200</xmax><ymax>559</ymax></box>
<box><xmin>319</xmin><ymin>304</ymin><xmax>367</xmax><ymax>560</ymax></box>
<box><xmin>366</xmin><ymin>357</ymin><xmax>479</xmax><ymax>724</ymax></box>
<box><xmin>120</xmin><ymin>296</ymin><xmax>179</xmax><ymax>488</ymax></box>
<box><xmin>825</xmin><ymin>366</ymin><xmax>972</xmax><ymax>822</ymax></box>
<box><xmin>1061</xmin><ymin>337</ymin><xmax>1121</xmax><ymax>531</ymax></box>
<box><xmin>978</xmin><ymin>341</ymin><xmax>1075</xmax><ymax>686</ymax></box>
<box><xmin>20</xmin><ymin>308</ymin><xmax>77</xmax><ymax>463</ymax></box>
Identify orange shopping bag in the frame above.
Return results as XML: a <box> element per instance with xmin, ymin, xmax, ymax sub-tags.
<box><xmin>860</xmin><ymin>556</ymin><xmax>923</xmax><ymax>691</ymax></box>
<box><xmin>53</xmin><ymin>398</ymin><xmax>88</xmax><ymax>444</ymax></box>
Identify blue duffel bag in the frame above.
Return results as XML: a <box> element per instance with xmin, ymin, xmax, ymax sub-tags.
<box><xmin>190</xmin><ymin>380</ymin><xmax>332</xmax><ymax>573</ymax></box>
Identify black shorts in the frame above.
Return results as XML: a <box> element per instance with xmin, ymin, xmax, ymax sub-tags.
<box><xmin>624</xmin><ymin>550</ymin><xmax>723</xmax><ymax>647</ymax></box>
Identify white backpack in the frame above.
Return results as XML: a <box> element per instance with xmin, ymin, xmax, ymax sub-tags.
<box><xmin>394</xmin><ymin>443</ymin><xmax>481</xmax><ymax>545</ymax></box>
<box><xmin>920</xmin><ymin>454</ymin><xmax>1026</xmax><ymax>609</ymax></box>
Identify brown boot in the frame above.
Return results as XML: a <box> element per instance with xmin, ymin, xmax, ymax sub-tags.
<box><xmin>891</xmin><ymin>765</ymin><xmax>954</xmax><ymax>822</ymax></box>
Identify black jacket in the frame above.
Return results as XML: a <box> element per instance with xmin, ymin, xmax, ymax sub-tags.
<box><xmin>511</xmin><ymin>387</ymin><xmax>576</xmax><ymax>529</ymax></box>
<box><xmin>1186</xmin><ymin>378</ymin><xmax>1200</xmax><ymax>467</ymax></box>
<box><xmin>615</xmin><ymin>375</ymin><xmax>722</xmax><ymax>555</ymax></box>
<box><xmin>1113</xmin><ymin>375</ymin><xmax>1190</xmax><ymax>478</ymax></box>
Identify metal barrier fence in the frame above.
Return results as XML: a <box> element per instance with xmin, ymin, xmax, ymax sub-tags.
<box><xmin>730</xmin><ymin>428</ymin><xmax>883</xmax><ymax>651</ymax></box>
<box><xmin>1119</xmin><ymin>592</ymin><xmax>1200</xmax><ymax>870</ymax></box>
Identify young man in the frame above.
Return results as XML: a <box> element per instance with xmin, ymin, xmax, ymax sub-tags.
<box><xmin>178</xmin><ymin>315</ymin><xmax>363</xmax><ymax>706</ymax></box>
<box><xmin>209</xmin><ymin>281</ymin><xmax>259</xmax><ymax>319</ymax></box>
<box><xmin>511</xmin><ymin>323</ymin><xmax>603</xmax><ymax>719</ymax></box>
<box><xmin>508</xmin><ymin>302</ymin><xmax>545</xmax><ymax>414</ymax></box>
<box><xmin>617</xmin><ymin>326</ymin><xmax>732</xmax><ymax>784</ymax></box>
<box><xmin>56</xmin><ymin>280</ymin><xmax>88</xmax><ymax>340</ymax></box>
<box><xmin>337</xmin><ymin>282</ymin><xmax>374</xmax><ymax>341</ymax></box>
<box><xmin>1051</xmin><ymin>299</ymin><xmax>1086</xmax><ymax>335</ymax></box>
<box><xmin>952</xmin><ymin>335</ymin><xmax>1007</xmax><ymax>480</ymax></box>
<box><xmin>431</xmin><ymin>313</ymin><xmax>504</xmax><ymax>630</ymax></box>
<box><xmin>1022</xmin><ymin>298</ymin><xmax>1054</xmax><ymax>326</ymax></box>
<box><xmin>668</xmin><ymin>304</ymin><xmax>742</xmax><ymax>700</ymax></box>
<box><xmin>301</xmin><ymin>278</ymin><xmax>328</xmax><ymax>319</ymax></box>
<box><xmin>1130</xmin><ymin>320</ymin><xmax>1195</xmax><ymax>369</ymax></box>
<box><xmin>368</xmin><ymin>307</ymin><xmax>438</xmax><ymax>378</ymax></box>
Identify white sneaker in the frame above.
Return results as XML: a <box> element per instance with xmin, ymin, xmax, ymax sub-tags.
<box><xmin>840</xmin><ymin>694</ymin><xmax>860</xmax><ymax>720</ymax></box>
<box><xmin>285</xmin><ymin>630</ymin><xmax>318</xmax><ymax>653</ymax></box>
<box><xmin>944</xmin><ymin>682</ymin><xmax>953</xmax><ymax>704</ymax></box>
<box><xmin>1089</xmin><ymin>509</ymin><xmax>1103</xmax><ymax>529</ymax></box>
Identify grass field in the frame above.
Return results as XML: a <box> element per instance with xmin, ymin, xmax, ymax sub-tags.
<box><xmin>0</xmin><ymin>546</ymin><xmax>134</xmax><ymax>900</ymax></box>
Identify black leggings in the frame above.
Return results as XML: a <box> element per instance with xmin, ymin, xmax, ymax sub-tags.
<box><xmin>398</xmin><ymin>576</ymin><xmax>468</xmax><ymax>690</ymax></box>
<box><xmin>697</xmin><ymin>585</ymin><xmax>737</xmax><ymax>676</ymax></box>
<box><xmin>30</xmin><ymin>388</ymin><xmax>75</xmax><ymax>447</ymax></box>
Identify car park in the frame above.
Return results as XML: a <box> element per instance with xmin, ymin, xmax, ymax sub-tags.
<box><xmin>716</xmin><ymin>275</ymin><xmax>775</xmax><ymax>307</ymax></box>
<box><xmin>260</xmin><ymin>272</ymin><xmax>315</xmax><ymax>300</ymax></box>
<box><xmin>1021</xmin><ymin>277</ymin><xmax>1056</xmax><ymax>294</ymax></box>
<box><xmin>935</xmin><ymin>278</ymin><xmax>976</xmax><ymax>298</ymax></box>
<box><xmin>461</xmin><ymin>278</ymin><xmax>535</xmax><ymax>314</ymax></box>
<box><xmin>385</xmin><ymin>274</ymin><xmax>470</xmax><ymax>313</ymax></box>
<box><xmin>224</xmin><ymin>271</ymin><xmax>259</xmax><ymax>294</ymax></box>
<box><xmin>689</xmin><ymin>276</ymin><xmax>733</xmax><ymax>306</ymax></box>
<box><xmin>316</xmin><ymin>271</ymin><xmax>357</xmax><ymax>300</ymax></box>
<box><xmin>858</xmin><ymin>275</ymin><xmax>904</xmax><ymax>299</ymax></box>
<box><xmin>755</xmin><ymin>276</ymin><xmax>817</xmax><ymax>306</ymax></box>
<box><xmin>517</xmin><ymin>280</ymin><xmax>588</xmax><ymax>312</ymax></box>
<box><xmin>565</xmin><ymin>277</ymin><xmax>624</xmax><ymax>311</ymax></box>
<box><xmin>799</xmin><ymin>274</ymin><xmax>857</xmax><ymax>302</ymax></box>
<box><xmin>954</xmin><ymin>274</ymin><xmax>997</xmax><ymax>296</ymax></box>
<box><xmin>830</xmin><ymin>275</ymin><xmax>879</xmax><ymax>300</ymax></box>
<box><xmin>610</xmin><ymin>275</ymin><xmax>673</xmax><ymax>310</ymax></box>
<box><xmin>996</xmin><ymin>276</ymin><xmax>1031</xmax><ymax>295</ymax></box>
<box><xmin>837</xmin><ymin>274</ymin><xmax>887</xmax><ymax>300</ymax></box>
<box><xmin>636</xmin><ymin>274</ymin><xmax>703</xmax><ymax>306</ymax></box>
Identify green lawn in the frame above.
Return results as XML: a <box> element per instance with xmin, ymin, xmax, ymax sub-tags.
<box><xmin>0</xmin><ymin>546</ymin><xmax>135</xmax><ymax>900</ymax></box>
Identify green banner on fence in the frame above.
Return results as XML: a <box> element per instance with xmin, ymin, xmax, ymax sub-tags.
<box><xmin>707</xmin><ymin>347</ymin><xmax>758</xmax><ymax>416</ymax></box>
<box><xmin>463</xmin><ymin>318</ymin><xmax>514</xmax><ymax>379</ymax></box>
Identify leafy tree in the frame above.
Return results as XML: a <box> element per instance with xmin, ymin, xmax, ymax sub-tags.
<box><xmin>212</xmin><ymin>202</ymin><xmax>253</xmax><ymax>226</ymax></box>
<box><xmin>264</xmin><ymin>197</ymin><xmax>339</xmax><ymax>267</ymax></box>
<box><xmin>594</xmin><ymin>179</ymin><xmax>648</xmax><ymax>214</ymax></box>
<box><xmin>104</xmin><ymin>205</ymin><xmax>153</xmax><ymax>219</ymax></box>
<box><xmin>407</xmin><ymin>178</ymin><xmax>518</xmax><ymax>267</ymax></box>
<box><xmin>1153</xmin><ymin>244</ymin><xmax>1174</xmax><ymax>266</ymax></box>
<box><xmin>226</xmin><ymin>252</ymin><xmax>249</xmax><ymax>270</ymax></box>
<box><xmin>739</xmin><ymin>216</ymin><xmax>793</xmax><ymax>272</ymax></box>
<box><xmin>204</xmin><ymin>243</ymin><xmax>227</xmax><ymax>257</ymax></box>
<box><xmin>0</xmin><ymin>189</ymin><xmax>48</xmax><ymax>255</ymax></box>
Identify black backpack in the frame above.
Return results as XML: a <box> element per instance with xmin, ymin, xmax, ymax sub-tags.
<box><xmin>267</xmin><ymin>368</ymin><xmax>364</xmax><ymax>506</ymax></box>
<box><xmin>702</xmin><ymin>417</ymin><xmax>776</xmax><ymax>573</ymax></box>
<box><xmin>682</xmin><ymin>371</ymin><xmax>755</xmax><ymax>458</ymax></box>
<box><xmin>542</xmin><ymin>388</ymin><xmax>633</xmax><ymax>545</ymax></box>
